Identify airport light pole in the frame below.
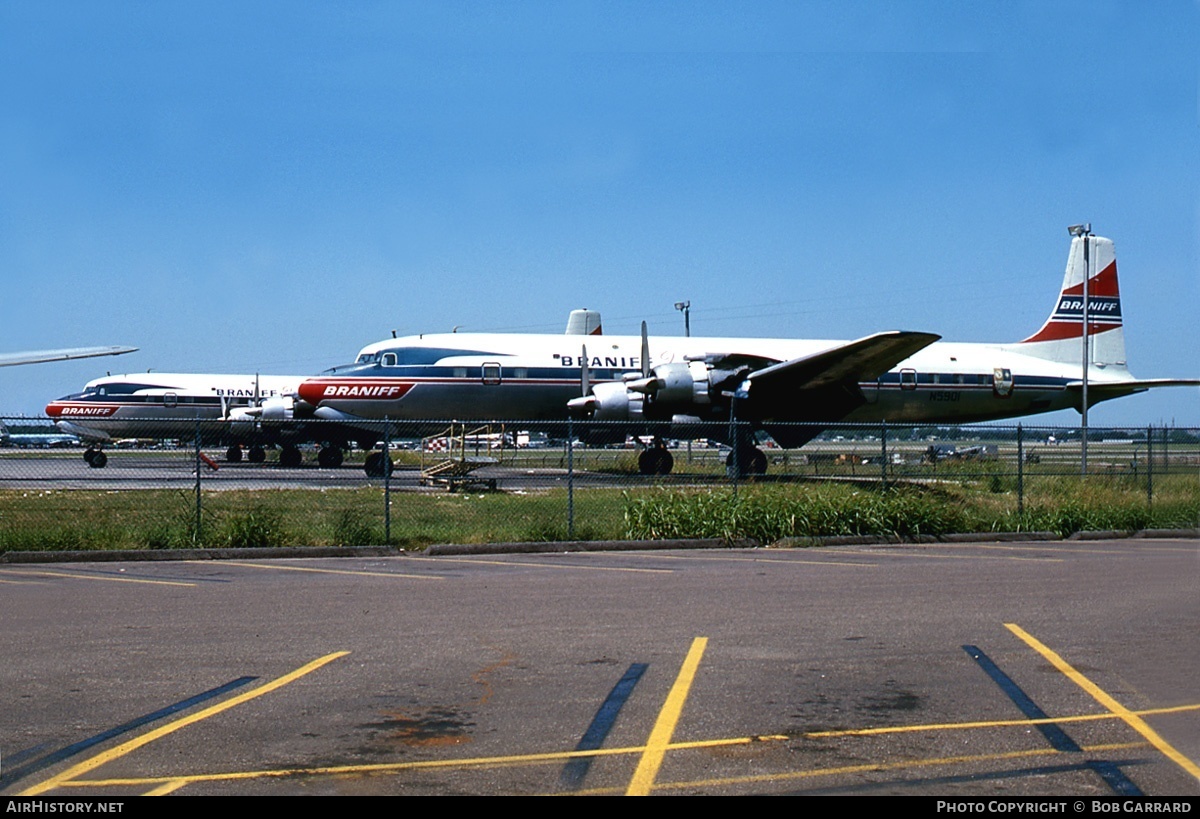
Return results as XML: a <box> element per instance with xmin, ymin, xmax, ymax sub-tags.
<box><xmin>1068</xmin><ymin>223</ymin><xmax>1092</xmax><ymax>475</ymax></box>
<box><xmin>675</xmin><ymin>301</ymin><xmax>691</xmax><ymax>337</ymax></box>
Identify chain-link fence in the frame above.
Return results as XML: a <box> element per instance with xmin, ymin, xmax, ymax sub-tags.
<box><xmin>2</xmin><ymin>416</ymin><xmax>1197</xmax><ymax>551</ymax></box>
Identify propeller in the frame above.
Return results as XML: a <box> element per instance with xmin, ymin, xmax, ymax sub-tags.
<box><xmin>581</xmin><ymin>343</ymin><xmax>590</xmax><ymax>397</ymax></box>
<box><xmin>567</xmin><ymin>343</ymin><xmax>596</xmax><ymax>415</ymax></box>
<box><xmin>641</xmin><ymin>321</ymin><xmax>650</xmax><ymax>378</ymax></box>
<box><xmin>623</xmin><ymin>321</ymin><xmax>660</xmax><ymax>396</ymax></box>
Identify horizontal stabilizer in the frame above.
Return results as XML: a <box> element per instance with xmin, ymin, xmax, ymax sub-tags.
<box><xmin>747</xmin><ymin>331</ymin><xmax>941</xmax><ymax>393</ymax></box>
<box><xmin>1065</xmin><ymin>378</ymin><xmax>1200</xmax><ymax>398</ymax></box>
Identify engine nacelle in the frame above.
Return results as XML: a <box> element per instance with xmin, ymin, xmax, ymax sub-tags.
<box><xmin>260</xmin><ymin>395</ymin><xmax>295</xmax><ymax>422</ymax></box>
<box><xmin>645</xmin><ymin>361</ymin><xmax>711</xmax><ymax>409</ymax></box>
<box><xmin>589</xmin><ymin>380</ymin><xmax>644</xmax><ymax>422</ymax></box>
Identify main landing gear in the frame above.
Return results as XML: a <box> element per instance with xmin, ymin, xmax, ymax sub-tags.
<box><xmin>317</xmin><ymin>446</ymin><xmax>344</xmax><ymax>469</ymax></box>
<box><xmin>363</xmin><ymin>451</ymin><xmax>394</xmax><ymax>478</ymax></box>
<box><xmin>226</xmin><ymin>445</ymin><xmax>243</xmax><ymax>463</ymax></box>
<box><xmin>637</xmin><ymin>438</ymin><xmax>674</xmax><ymax>475</ymax></box>
<box><xmin>726</xmin><ymin>445</ymin><xmax>768</xmax><ymax>478</ymax></box>
<box><xmin>278</xmin><ymin>445</ymin><xmax>303</xmax><ymax>468</ymax></box>
<box><xmin>83</xmin><ymin>447</ymin><xmax>107</xmax><ymax>468</ymax></box>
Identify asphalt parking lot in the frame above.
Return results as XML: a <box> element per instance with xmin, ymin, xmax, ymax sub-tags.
<box><xmin>1</xmin><ymin>538</ymin><xmax>1197</xmax><ymax>796</ymax></box>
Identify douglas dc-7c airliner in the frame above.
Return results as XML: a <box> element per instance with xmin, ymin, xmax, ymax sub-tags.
<box><xmin>292</xmin><ymin>231</ymin><xmax>1198</xmax><ymax>475</ymax></box>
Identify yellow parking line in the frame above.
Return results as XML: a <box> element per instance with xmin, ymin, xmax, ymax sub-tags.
<box><xmin>61</xmin><ymin>700</ymin><xmax>1189</xmax><ymax>792</ymax></box>
<box><xmin>626</xmin><ymin>637</ymin><xmax>708</xmax><ymax>796</ymax></box>
<box><xmin>143</xmin><ymin>779</ymin><xmax>189</xmax><ymax>796</ymax></box>
<box><xmin>21</xmin><ymin>651</ymin><xmax>349</xmax><ymax>796</ymax></box>
<box><xmin>602</xmin><ymin>740</ymin><xmax>1148</xmax><ymax>795</ymax></box>
<box><xmin>6</xmin><ymin>569</ymin><xmax>195</xmax><ymax>587</ymax></box>
<box><xmin>209</xmin><ymin>560</ymin><xmax>439</xmax><ymax>580</ymax></box>
<box><xmin>1007</xmin><ymin>623</ymin><xmax>1200</xmax><ymax>782</ymax></box>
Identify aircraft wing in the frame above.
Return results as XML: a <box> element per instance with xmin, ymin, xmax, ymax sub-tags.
<box><xmin>0</xmin><ymin>345</ymin><xmax>138</xmax><ymax>368</ymax></box>
<box><xmin>746</xmin><ymin>331</ymin><xmax>942</xmax><ymax>393</ymax></box>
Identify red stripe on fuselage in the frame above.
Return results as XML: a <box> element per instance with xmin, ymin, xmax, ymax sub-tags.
<box><xmin>298</xmin><ymin>379</ymin><xmax>415</xmax><ymax>404</ymax></box>
<box><xmin>45</xmin><ymin>403</ymin><xmax>122</xmax><ymax>418</ymax></box>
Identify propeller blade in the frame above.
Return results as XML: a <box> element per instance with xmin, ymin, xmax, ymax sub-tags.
<box><xmin>580</xmin><ymin>344</ymin><xmax>589</xmax><ymax>397</ymax></box>
<box><xmin>640</xmin><ymin>321</ymin><xmax>650</xmax><ymax>378</ymax></box>
<box><xmin>567</xmin><ymin>395</ymin><xmax>597</xmax><ymax>414</ymax></box>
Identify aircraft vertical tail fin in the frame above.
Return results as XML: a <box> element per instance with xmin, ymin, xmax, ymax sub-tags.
<box><xmin>1017</xmin><ymin>234</ymin><xmax>1127</xmax><ymax>368</ymax></box>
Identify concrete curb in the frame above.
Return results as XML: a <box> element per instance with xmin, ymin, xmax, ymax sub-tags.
<box><xmin>1</xmin><ymin>529</ymin><xmax>1194</xmax><ymax>564</ymax></box>
<box><xmin>768</xmin><ymin>531</ymin><xmax>1063</xmax><ymax>549</ymax></box>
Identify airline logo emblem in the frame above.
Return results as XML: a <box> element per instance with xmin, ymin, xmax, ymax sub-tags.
<box><xmin>46</xmin><ymin>403</ymin><xmax>119</xmax><ymax>418</ymax></box>
<box><xmin>298</xmin><ymin>380</ymin><xmax>414</xmax><ymax>404</ymax></box>
<box><xmin>1050</xmin><ymin>296</ymin><xmax>1122</xmax><ymax>321</ymax></box>
<box><xmin>1022</xmin><ymin>260</ymin><xmax>1124</xmax><ymax>344</ymax></box>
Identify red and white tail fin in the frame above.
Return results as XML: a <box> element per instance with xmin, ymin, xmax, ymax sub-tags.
<box><xmin>1018</xmin><ymin>234</ymin><xmax>1127</xmax><ymax>369</ymax></box>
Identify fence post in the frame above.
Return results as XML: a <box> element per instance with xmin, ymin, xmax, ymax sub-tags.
<box><xmin>194</xmin><ymin>418</ymin><xmax>202</xmax><ymax>545</ymax></box>
<box><xmin>1016</xmin><ymin>424</ymin><xmax>1024</xmax><ymax>517</ymax></box>
<box><xmin>728</xmin><ymin>403</ymin><xmax>739</xmax><ymax>499</ymax></box>
<box><xmin>1146</xmin><ymin>425</ymin><xmax>1153</xmax><ymax>508</ymax></box>
<box><xmin>383</xmin><ymin>418</ymin><xmax>391</xmax><ymax>546</ymax></box>
<box><xmin>880</xmin><ymin>420</ymin><xmax>888</xmax><ymax>486</ymax></box>
<box><xmin>567</xmin><ymin>417</ymin><xmax>575</xmax><ymax>540</ymax></box>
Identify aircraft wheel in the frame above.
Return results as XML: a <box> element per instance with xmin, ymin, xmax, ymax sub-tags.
<box><xmin>226</xmin><ymin>445</ymin><xmax>243</xmax><ymax>463</ymax></box>
<box><xmin>317</xmin><ymin>446</ymin><xmax>344</xmax><ymax>469</ymax></box>
<box><xmin>750</xmin><ymin>448</ymin><xmax>768</xmax><ymax>475</ymax></box>
<box><xmin>84</xmin><ymin>448</ymin><xmax>98</xmax><ymax>465</ymax></box>
<box><xmin>247</xmin><ymin>446</ymin><xmax>266</xmax><ymax>464</ymax></box>
<box><xmin>88</xmin><ymin>451</ymin><xmax>107</xmax><ymax>469</ymax></box>
<box><xmin>279</xmin><ymin>446</ymin><xmax>303</xmax><ymax>468</ymax></box>
<box><xmin>638</xmin><ymin>447</ymin><xmax>674</xmax><ymax>475</ymax></box>
<box><xmin>364</xmin><ymin>452</ymin><xmax>394</xmax><ymax>478</ymax></box>
<box><xmin>726</xmin><ymin>447</ymin><xmax>767</xmax><ymax>478</ymax></box>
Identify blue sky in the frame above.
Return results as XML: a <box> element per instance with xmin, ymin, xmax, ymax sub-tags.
<box><xmin>2</xmin><ymin>1</ymin><xmax>1197</xmax><ymax>425</ymax></box>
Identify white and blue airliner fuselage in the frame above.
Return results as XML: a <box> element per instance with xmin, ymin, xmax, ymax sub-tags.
<box><xmin>299</xmin><ymin>233</ymin><xmax>1194</xmax><ymax>472</ymax></box>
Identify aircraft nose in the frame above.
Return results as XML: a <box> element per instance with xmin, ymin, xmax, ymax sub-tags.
<box><xmin>296</xmin><ymin>380</ymin><xmax>327</xmax><ymax>406</ymax></box>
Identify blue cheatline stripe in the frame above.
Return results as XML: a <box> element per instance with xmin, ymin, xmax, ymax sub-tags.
<box><xmin>963</xmin><ymin>646</ymin><xmax>1142</xmax><ymax>796</ymax></box>
<box><xmin>558</xmin><ymin>662</ymin><xmax>649</xmax><ymax>791</ymax></box>
<box><xmin>0</xmin><ymin>676</ymin><xmax>258</xmax><ymax>790</ymax></box>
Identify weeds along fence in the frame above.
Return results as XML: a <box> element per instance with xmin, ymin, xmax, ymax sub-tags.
<box><xmin>0</xmin><ymin>416</ymin><xmax>1197</xmax><ymax>551</ymax></box>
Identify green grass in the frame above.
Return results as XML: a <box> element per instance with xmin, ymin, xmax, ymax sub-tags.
<box><xmin>0</xmin><ymin>487</ymin><xmax>628</xmax><ymax>552</ymax></box>
<box><xmin>0</xmin><ymin>473</ymin><xmax>1195</xmax><ymax>553</ymax></box>
<box><xmin>624</xmin><ymin>475</ymin><xmax>1200</xmax><ymax>542</ymax></box>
